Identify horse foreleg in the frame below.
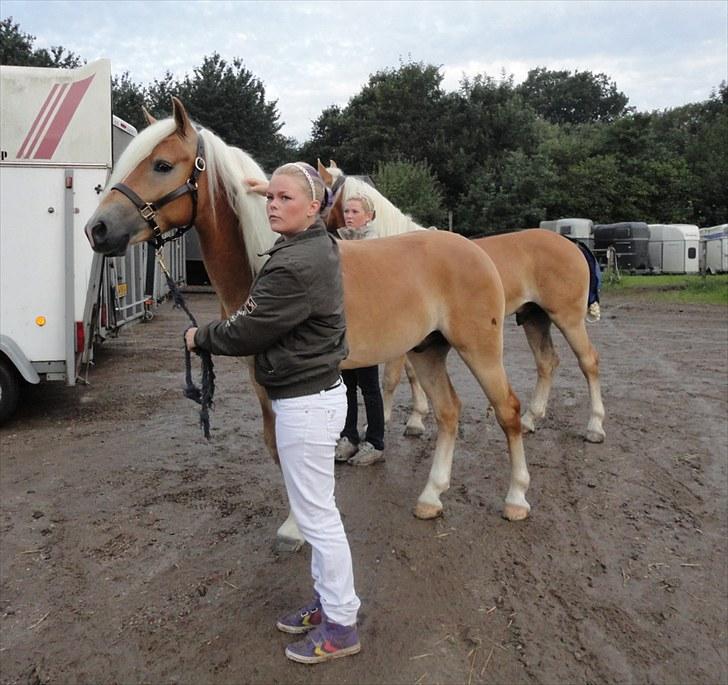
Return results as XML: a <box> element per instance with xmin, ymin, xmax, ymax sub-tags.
<box><xmin>555</xmin><ymin>317</ymin><xmax>606</xmax><ymax>443</ymax></box>
<box><xmin>245</xmin><ymin>359</ymin><xmax>305</xmax><ymax>552</ymax></box>
<box><xmin>403</xmin><ymin>355</ymin><xmax>429</xmax><ymax>437</ymax></box>
<box><xmin>406</xmin><ymin>345</ymin><xmax>460</xmax><ymax>519</ymax></box>
<box><xmin>520</xmin><ymin>309</ymin><xmax>559</xmax><ymax>434</ymax></box>
<box><xmin>458</xmin><ymin>348</ymin><xmax>531</xmax><ymax>521</ymax></box>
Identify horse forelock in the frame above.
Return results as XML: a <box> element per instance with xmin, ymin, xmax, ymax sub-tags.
<box><xmin>338</xmin><ymin>174</ymin><xmax>426</xmax><ymax>237</ymax></box>
<box><xmin>104</xmin><ymin>119</ymin><xmax>177</xmax><ymax>196</ymax></box>
<box><xmin>199</xmin><ymin>129</ymin><xmax>272</xmax><ymax>275</ymax></box>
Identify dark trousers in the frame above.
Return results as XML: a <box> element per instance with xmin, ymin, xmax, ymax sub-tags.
<box><xmin>340</xmin><ymin>365</ymin><xmax>385</xmax><ymax>450</ymax></box>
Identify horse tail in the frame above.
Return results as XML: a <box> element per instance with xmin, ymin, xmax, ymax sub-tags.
<box><xmin>571</xmin><ymin>240</ymin><xmax>602</xmax><ymax>322</ymax></box>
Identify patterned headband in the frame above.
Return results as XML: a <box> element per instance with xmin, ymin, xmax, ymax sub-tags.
<box><xmin>291</xmin><ymin>163</ymin><xmax>317</xmax><ymax>201</ymax></box>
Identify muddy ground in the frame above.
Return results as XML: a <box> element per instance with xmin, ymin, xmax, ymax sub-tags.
<box><xmin>1</xmin><ymin>292</ymin><xmax>726</xmax><ymax>685</ymax></box>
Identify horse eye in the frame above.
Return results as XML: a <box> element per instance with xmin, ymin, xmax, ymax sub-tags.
<box><xmin>153</xmin><ymin>160</ymin><xmax>173</xmax><ymax>173</ymax></box>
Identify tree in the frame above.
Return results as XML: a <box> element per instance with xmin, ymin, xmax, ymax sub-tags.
<box><xmin>308</xmin><ymin>61</ymin><xmax>451</xmax><ymax>176</ymax></box>
<box><xmin>146</xmin><ymin>53</ymin><xmax>292</xmax><ymax>170</ymax></box>
<box><xmin>518</xmin><ymin>67</ymin><xmax>630</xmax><ymax>124</ymax></box>
<box><xmin>374</xmin><ymin>159</ymin><xmax>446</xmax><ymax>228</ymax></box>
<box><xmin>1</xmin><ymin>16</ymin><xmax>81</xmax><ymax>67</ymax></box>
<box><xmin>456</xmin><ymin>151</ymin><xmax>557</xmax><ymax>233</ymax></box>
<box><xmin>111</xmin><ymin>72</ymin><xmax>147</xmax><ymax>131</ymax></box>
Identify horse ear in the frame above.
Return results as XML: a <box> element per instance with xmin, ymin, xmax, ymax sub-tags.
<box><xmin>142</xmin><ymin>106</ymin><xmax>157</xmax><ymax>126</ymax></box>
<box><xmin>171</xmin><ymin>96</ymin><xmax>192</xmax><ymax>137</ymax></box>
<box><xmin>330</xmin><ymin>160</ymin><xmax>338</xmax><ymax>169</ymax></box>
<box><xmin>318</xmin><ymin>159</ymin><xmax>333</xmax><ymax>188</ymax></box>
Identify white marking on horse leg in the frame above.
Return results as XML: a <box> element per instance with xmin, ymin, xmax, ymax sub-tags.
<box><xmin>276</xmin><ymin>511</ymin><xmax>305</xmax><ymax>552</ymax></box>
<box><xmin>403</xmin><ymin>355</ymin><xmax>429</xmax><ymax>436</ymax></box>
<box><xmin>503</xmin><ymin>437</ymin><xmax>531</xmax><ymax>520</ymax></box>
<box><xmin>586</xmin><ymin>377</ymin><xmax>606</xmax><ymax>443</ymax></box>
<box><xmin>406</xmin><ymin>351</ymin><xmax>458</xmax><ymax>518</ymax></box>
<box><xmin>521</xmin><ymin>315</ymin><xmax>558</xmax><ymax>433</ymax></box>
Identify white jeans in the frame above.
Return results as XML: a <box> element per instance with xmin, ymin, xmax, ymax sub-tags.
<box><xmin>272</xmin><ymin>382</ymin><xmax>361</xmax><ymax>626</ymax></box>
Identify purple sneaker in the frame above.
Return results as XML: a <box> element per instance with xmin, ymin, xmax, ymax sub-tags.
<box><xmin>276</xmin><ymin>597</ymin><xmax>323</xmax><ymax>634</ymax></box>
<box><xmin>285</xmin><ymin>619</ymin><xmax>361</xmax><ymax>664</ymax></box>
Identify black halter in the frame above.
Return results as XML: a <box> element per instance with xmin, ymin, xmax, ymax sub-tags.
<box><xmin>111</xmin><ymin>135</ymin><xmax>206</xmax><ymax>250</ymax></box>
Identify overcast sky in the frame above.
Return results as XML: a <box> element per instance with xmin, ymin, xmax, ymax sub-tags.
<box><xmin>4</xmin><ymin>0</ymin><xmax>727</xmax><ymax>142</ymax></box>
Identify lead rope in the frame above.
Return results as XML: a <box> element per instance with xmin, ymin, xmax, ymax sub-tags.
<box><xmin>155</xmin><ymin>247</ymin><xmax>215</xmax><ymax>439</ymax></box>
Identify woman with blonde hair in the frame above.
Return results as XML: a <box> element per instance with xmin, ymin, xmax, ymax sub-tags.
<box><xmin>334</xmin><ymin>193</ymin><xmax>386</xmax><ymax>466</ymax></box>
<box><xmin>186</xmin><ymin>162</ymin><xmax>361</xmax><ymax>664</ymax></box>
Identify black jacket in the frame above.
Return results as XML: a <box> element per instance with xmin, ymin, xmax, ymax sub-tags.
<box><xmin>194</xmin><ymin>218</ymin><xmax>347</xmax><ymax>399</ymax></box>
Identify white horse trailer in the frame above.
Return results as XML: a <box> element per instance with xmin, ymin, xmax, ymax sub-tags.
<box><xmin>539</xmin><ymin>218</ymin><xmax>594</xmax><ymax>249</ymax></box>
<box><xmin>0</xmin><ymin>60</ymin><xmax>184</xmax><ymax>423</ymax></box>
<box><xmin>647</xmin><ymin>224</ymin><xmax>700</xmax><ymax>274</ymax></box>
<box><xmin>699</xmin><ymin>224</ymin><xmax>728</xmax><ymax>274</ymax></box>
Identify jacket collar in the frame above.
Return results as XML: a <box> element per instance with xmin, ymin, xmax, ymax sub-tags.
<box><xmin>261</xmin><ymin>217</ymin><xmax>329</xmax><ymax>257</ymax></box>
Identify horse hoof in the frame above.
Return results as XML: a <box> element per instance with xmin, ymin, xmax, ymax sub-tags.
<box><xmin>413</xmin><ymin>502</ymin><xmax>442</xmax><ymax>520</ymax></box>
<box><xmin>520</xmin><ymin>415</ymin><xmax>536</xmax><ymax>434</ymax></box>
<box><xmin>585</xmin><ymin>430</ymin><xmax>605</xmax><ymax>444</ymax></box>
<box><xmin>275</xmin><ymin>536</ymin><xmax>305</xmax><ymax>553</ymax></box>
<box><xmin>404</xmin><ymin>425</ymin><xmax>424</xmax><ymax>437</ymax></box>
<box><xmin>502</xmin><ymin>504</ymin><xmax>529</xmax><ymax>521</ymax></box>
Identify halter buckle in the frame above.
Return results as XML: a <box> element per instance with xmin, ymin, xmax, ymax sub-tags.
<box><xmin>195</xmin><ymin>157</ymin><xmax>206</xmax><ymax>172</ymax></box>
<box><xmin>140</xmin><ymin>204</ymin><xmax>156</xmax><ymax>221</ymax></box>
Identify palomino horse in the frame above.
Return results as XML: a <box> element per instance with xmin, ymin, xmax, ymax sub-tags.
<box><xmin>84</xmin><ymin>98</ymin><xmax>531</xmax><ymax>552</ymax></box>
<box><xmin>319</xmin><ymin>161</ymin><xmax>606</xmax><ymax>443</ymax></box>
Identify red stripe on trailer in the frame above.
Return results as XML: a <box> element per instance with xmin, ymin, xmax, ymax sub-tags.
<box><xmin>16</xmin><ymin>82</ymin><xmax>63</xmax><ymax>158</ymax></box>
<box><xmin>34</xmin><ymin>75</ymin><xmax>95</xmax><ymax>160</ymax></box>
<box><xmin>23</xmin><ymin>82</ymin><xmax>67</xmax><ymax>159</ymax></box>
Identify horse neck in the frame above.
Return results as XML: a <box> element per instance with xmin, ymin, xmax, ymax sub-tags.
<box><xmin>195</xmin><ymin>191</ymin><xmax>255</xmax><ymax>316</ymax></box>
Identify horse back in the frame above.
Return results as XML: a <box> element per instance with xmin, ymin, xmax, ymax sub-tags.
<box><xmin>338</xmin><ymin>231</ymin><xmax>504</xmax><ymax>366</ymax></box>
<box><xmin>475</xmin><ymin>229</ymin><xmax>589</xmax><ymax>316</ymax></box>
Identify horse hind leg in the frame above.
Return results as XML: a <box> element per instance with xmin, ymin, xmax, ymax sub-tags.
<box><xmin>403</xmin><ymin>356</ymin><xmax>429</xmax><ymax>436</ymax></box>
<box><xmin>553</xmin><ymin>315</ymin><xmax>606</xmax><ymax>443</ymax></box>
<box><xmin>457</xmin><ymin>347</ymin><xmax>530</xmax><ymax>521</ymax></box>
<box><xmin>519</xmin><ymin>307</ymin><xmax>560</xmax><ymax>434</ymax></box>
<box><xmin>382</xmin><ymin>356</ymin><xmax>429</xmax><ymax>436</ymax></box>
<box><xmin>405</xmin><ymin>343</ymin><xmax>460</xmax><ymax>520</ymax></box>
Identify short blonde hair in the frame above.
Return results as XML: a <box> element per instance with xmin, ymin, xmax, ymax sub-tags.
<box><xmin>273</xmin><ymin>162</ymin><xmax>326</xmax><ymax>205</ymax></box>
<box><xmin>346</xmin><ymin>193</ymin><xmax>375</xmax><ymax>216</ymax></box>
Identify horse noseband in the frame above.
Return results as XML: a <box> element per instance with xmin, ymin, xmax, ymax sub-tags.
<box><xmin>111</xmin><ymin>135</ymin><xmax>206</xmax><ymax>250</ymax></box>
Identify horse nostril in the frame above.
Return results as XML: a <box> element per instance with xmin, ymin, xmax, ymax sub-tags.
<box><xmin>91</xmin><ymin>221</ymin><xmax>108</xmax><ymax>243</ymax></box>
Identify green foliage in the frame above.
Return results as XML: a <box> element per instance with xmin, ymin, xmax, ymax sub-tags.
<box><xmin>374</xmin><ymin>160</ymin><xmax>446</xmax><ymax>228</ymax></box>
<box><xmin>1</xmin><ymin>16</ymin><xmax>82</xmax><ymax>68</ymax></box>
<box><xmin>603</xmin><ymin>274</ymin><xmax>728</xmax><ymax>305</ymax></box>
<box><xmin>518</xmin><ymin>67</ymin><xmax>630</xmax><ymax>124</ymax></box>
<box><xmin>111</xmin><ymin>72</ymin><xmax>147</xmax><ymax>131</ymax></box>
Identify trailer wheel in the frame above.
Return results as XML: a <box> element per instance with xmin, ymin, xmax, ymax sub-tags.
<box><xmin>0</xmin><ymin>360</ymin><xmax>21</xmax><ymax>425</ymax></box>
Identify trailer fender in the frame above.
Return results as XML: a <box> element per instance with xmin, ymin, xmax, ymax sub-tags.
<box><xmin>0</xmin><ymin>336</ymin><xmax>41</xmax><ymax>384</ymax></box>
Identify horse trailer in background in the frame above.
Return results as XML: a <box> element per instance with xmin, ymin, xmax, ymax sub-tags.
<box><xmin>539</xmin><ymin>218</ymin><xmax>594</xmax><ymax>249</ymax></box>
<box><xmin>593</xmin><ymin>222</ymin><xmax>651</xmax><ymax>272</ymax></box>
<box><xmin>699</xmin><ymin>224</ymin><xmax>728</xmax><ymax>274</ymax></box>
<box><xmin>647</xmin><ymin>224</ymin><xmax>700</xmax><ymax>274</ymax></box>
<box><xmin>0</xmin><ymin>60</ymin><xmax>185</xmax><ymax>423</ymax></box>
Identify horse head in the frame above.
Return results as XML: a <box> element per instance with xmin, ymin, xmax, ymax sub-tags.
<box><xmin>85</xmin><ymin>97</ymin><xmax>205</xmax><ymax>255</ymax></box>
<box><xmin>318</xmin><ymin>159</ymin><xmax>346</xmax><ymax>232</ymax></box>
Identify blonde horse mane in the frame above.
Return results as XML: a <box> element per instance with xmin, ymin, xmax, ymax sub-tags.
<box><xmin>106</xmin><ymin>118</ymin><xmax>273</xmax><ymax>275</ymax></box>
<box><xmin>328</xmin><ymin>167</ymin><xmax>427</xmax><ymax>236</ymax></box>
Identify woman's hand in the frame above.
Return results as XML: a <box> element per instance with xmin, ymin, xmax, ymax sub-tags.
<box><xmin>185</xmin><ymin>327</ymin><xmax>198</xmax><ymax>352</ymax></box>
<box><xmin>244</xmin><ymin>177</ymin><xmax>269</xmax><ymax>196</ymax></box>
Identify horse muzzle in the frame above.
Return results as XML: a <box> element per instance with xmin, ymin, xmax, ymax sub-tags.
<box><xmin>85</xmin><ymin>218</ymin><xmax>131</xmax><ymax>256</ymax></box>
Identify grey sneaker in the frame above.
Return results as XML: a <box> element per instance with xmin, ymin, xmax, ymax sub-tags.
<box><xmin>335</xmin><ymin>437</ymin><xmax>358</xmax><ymax>462</ymax></box>
<box><xmin>348</xmin><ymin>441</ymin><xmax>384</xmax><ymax>466</ymax></box>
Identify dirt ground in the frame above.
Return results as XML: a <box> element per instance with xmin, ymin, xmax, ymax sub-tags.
<box><xmin>1</xmin><ymin>291</ymin><xmax>726</xmax><ymax>685</ymax></box>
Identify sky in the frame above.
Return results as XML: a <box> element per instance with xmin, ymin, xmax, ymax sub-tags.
<box><xmin>3</xmin><ymin>0</ymin><xmax>727</xmax><ymax>143</ymax></box>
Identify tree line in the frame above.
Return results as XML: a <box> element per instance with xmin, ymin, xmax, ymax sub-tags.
<box><xmin>2</xmin><ymin>16</ymin><xmax>725</xmax><ymax>230</ymax></box>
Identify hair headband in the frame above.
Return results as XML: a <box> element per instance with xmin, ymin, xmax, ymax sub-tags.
<box><xmin>291</xmin><ymin>163</ymin><xmax>317</xmax><ymax>201</ymax></box>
